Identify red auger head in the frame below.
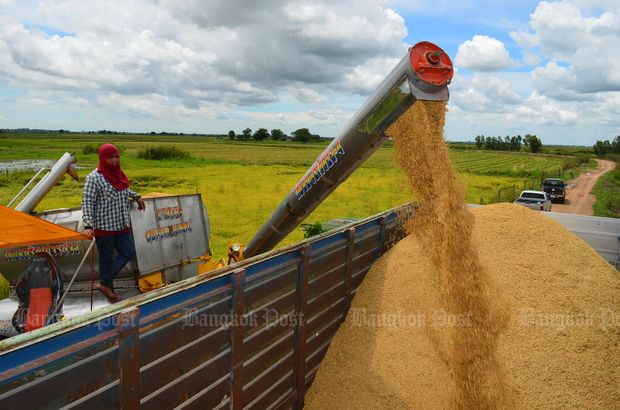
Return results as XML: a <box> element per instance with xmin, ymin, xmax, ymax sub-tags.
<box><xmin>409</xmin><ymin>41</ymin><xmax>453</xmax><ymax>86</ymax></box>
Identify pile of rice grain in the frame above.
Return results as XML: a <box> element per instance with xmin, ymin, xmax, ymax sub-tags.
<box><xmin>305</xmin><ymin>101</ymin><xmax>620</xmax><ymax>409</ymax></box>
<box><xmin>305</xmin><ymin>204</ymin><xmax>620</xmax><ymax>409</ymax></box>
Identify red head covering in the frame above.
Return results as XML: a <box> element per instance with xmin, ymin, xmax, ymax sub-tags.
<box><xmin>97</xmin><ymin>143</ymin><xmax>130</xmax><ymax>190</ymax></box>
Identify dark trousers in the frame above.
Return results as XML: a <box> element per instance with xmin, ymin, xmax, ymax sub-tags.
<box><xmin>95</xmin><ymin>233</ymin><xmax>135</xmax><ymax>290</ymax></box>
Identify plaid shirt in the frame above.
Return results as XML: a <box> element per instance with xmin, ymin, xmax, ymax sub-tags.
<box><xmin>82</xmin><ymin>170</ymin><xmax>140</xmax><ymax>231</ymax></box>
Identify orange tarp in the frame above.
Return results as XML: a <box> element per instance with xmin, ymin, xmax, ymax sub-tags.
<box><xmin>0</xmin><ymin>205</ymin><xmax>88</xmax><ymax>248</ymax></box>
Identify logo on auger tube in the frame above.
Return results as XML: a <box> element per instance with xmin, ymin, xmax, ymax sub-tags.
<box><xmin>294</xmin><ymin>140</ymin><xmax>345</xmax><ymax>200</ymax></box>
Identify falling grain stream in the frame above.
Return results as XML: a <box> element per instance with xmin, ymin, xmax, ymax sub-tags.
<box><xmin>390</xmin><ymin>101</ymin><xmax>513</xmax><ymax>408</ymax></box>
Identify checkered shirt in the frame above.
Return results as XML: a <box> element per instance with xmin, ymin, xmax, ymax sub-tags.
<box><xmin>82</xmin><ymin>169</ymin><xmax>140</xmax><ymax>231</ymax></box>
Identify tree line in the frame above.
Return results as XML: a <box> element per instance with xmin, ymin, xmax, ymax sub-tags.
<box><xmin>473</xmin><ymin>134</ymin><xmax>542</xmax><ymax>153</ymax></box>
<box><xmin>228</xmin><ymin>128</ymin><xmax>321</xmax><ymax>143</ymax></box>
<box><xmin>593</xmin><ymin>136</ymin><xmax>620</xmax><ymax>157</ymax></box>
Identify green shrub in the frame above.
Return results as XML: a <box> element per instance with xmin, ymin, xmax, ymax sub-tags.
<box><xmin>137</xmin><ymin>145</ymin><xmax>190</xmax><ymax>160</ymax></box>
<box><xmin>302</xmin><ymin>222</ymin><xmax>324</xmax><ymax>238</ymax></box>
<box><xmin>593</xmin><ymin>160</ymin><xmax>620</xmax><ymax>218</ymax></box>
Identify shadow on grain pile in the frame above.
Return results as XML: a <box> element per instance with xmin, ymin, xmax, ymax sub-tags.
<box><xmin>304</xmin><ymin>102</ymin><xmax>620</xmax><ymax>409</ymax></box>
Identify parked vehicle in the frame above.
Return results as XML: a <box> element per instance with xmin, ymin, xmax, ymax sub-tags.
<box><xmin>513</xmin><ymin>190</ymin><xmax>552</xmax><ymax>212</ymax></box>
<box><xmin>541</xmin><ymin>178</ymin><xmax>566</xmax><ymax>203</ymax></box>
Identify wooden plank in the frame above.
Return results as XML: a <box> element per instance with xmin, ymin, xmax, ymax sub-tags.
<box><xmin>0</xmin><ymin>345</ymin><xmax>119</xmax><ymax>408</ymax></box>
<box><xmin>304</xmin><ymin>339</ymin><xmax>332</xmax><ymax>382</ymax></box>
<box><xmin>172</xmin><ymin>375</ymin><xmax>229</xmax><ymax>410</ymax></box>
<box><xmin>245</xmin><ymin>268</ymin><xmax>296</xmax><ymax>309</ymax></box>
<box><xmin>246</xmin><ymin>372</ymin><xmax>294</xmax><ymax>410</ymax></box>
<box><xmin>305</xmin><ymin>315</ymin><xmax>342</xmax><ymax>360</ymax></box>
<box><xmin>307</xmin><ymin>266</ymin><xmax>344</xmax><ymax>300</ymax></box>
<box><xmin>243</xmin><ymin>312</ymin><xmax>295</xmax><ymax>363</ymax></box>
<box><xmin>243</xmin><ymin>330</ymin><xmax>294</xmax><ymax>384</ymax></box>
<box><xmin>140</xmin><ymin>349</ymin><xmax>231</xmax><ymax>410</ymax></box>
<box><xmin>243</xmin><ymin>351</ymin><xmax>294</xmax><ymax>405</ymax></box>
<box><xmin>140</xmin><ymin>326</ymin><xmax>230</xmax><ymax>397</ymax></box>
<box><xmin>306</xmin><ymin>282</ymin><xmax>345</xmax><ymax>316</ymax></box>
<box><xmin>307</xmin><ymin>243</ymin><xmax>346</xmax><ymax>281</ymax></box>
<box><xmin>140</xmin><ymin>296</ymin><xmax>231</xmax><ymax>367</ymax></box>
<box><xmin>59</xmin><ymin>381</ymin><xmax>119</xmax><ymax>410</ymax></box>
<box><xmin>307</xmin><ymin>299</ymin><xmax>343</xmax><ymax>336</ymax></box>
<box><xmin>351</xmin><ymin>265</ymin><xmax>372</xmax><ymax>291</ymax></box>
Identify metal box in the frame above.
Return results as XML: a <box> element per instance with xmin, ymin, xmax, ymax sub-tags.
<box><xmin>130</xmin><ymin>194</ymin><xmax>210</xmax><ymax>277</ymax></box>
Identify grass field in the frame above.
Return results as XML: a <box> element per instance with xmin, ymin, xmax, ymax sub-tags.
<box><xmin>0</xmin><ymin>134</ymin><xmax>594</xmax><ymax>259</ymax></box>
<box><xmin>593</xmin><ymin>158</ymin><xmax>620</xmax><ymax>218</ymax></box>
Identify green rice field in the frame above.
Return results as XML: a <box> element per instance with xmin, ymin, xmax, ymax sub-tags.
<box><xmin>0</xmin><ymin>134</ymin><xmax>595</xmax><ymax>258</ymax></box>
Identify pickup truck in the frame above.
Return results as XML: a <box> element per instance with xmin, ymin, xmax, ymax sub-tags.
<box><xmin>541</xmin><ymin>178</ymin><xmax>566</xmax><ymax>203</ymax></box>
<box><xmin>513</xmin><ymin>190</ymin><xmax>552</xmax><ymax>212</ymax></box>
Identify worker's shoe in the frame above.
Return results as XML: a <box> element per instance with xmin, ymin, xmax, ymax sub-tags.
<box><xmin>96</xmin><ymin>284</ymin><xmax>119</xmax><ymax>303</ymax></box>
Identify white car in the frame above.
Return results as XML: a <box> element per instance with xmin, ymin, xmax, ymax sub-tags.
<box><xmin>513</xmin><ymin>190</ymin><xmax>552</xmax><ymax>212</ymax></box>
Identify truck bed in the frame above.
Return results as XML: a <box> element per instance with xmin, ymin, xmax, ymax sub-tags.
<box><xmin>0</xmin><ymin>204</ymin><xmax>409</xmax><ymax>409</ymax></box>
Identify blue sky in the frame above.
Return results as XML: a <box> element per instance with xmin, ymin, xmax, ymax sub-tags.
<box><xmin>0</xmin><ymin>0</ymin><xmax>619</xmax><ymax>145</ymax></box>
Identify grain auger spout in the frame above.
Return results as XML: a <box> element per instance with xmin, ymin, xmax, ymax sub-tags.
<box><xmin>235</xmin><ymin>41</ymin><xmax>453</xmax><ymax>260</ymax></box>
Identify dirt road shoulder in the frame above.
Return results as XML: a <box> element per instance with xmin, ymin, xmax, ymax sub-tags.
<box><xmin>551</xmin><ymin>159</ymin><xmax>616</xmax><ymax>215</ymax></box>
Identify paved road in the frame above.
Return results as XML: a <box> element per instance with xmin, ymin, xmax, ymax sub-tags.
<box><xmin>551</xmin><ymin>159</ymin><xmax>616</xmax><ymax>216</ymax></box>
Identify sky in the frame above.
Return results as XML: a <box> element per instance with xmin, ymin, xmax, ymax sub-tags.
<box><xmin>0</xmin><ymin>1</ymin><xmax>619</xmax><ymax>145</ymax></box>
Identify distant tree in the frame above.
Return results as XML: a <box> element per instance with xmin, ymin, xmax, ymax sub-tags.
<box><xmin>292</xmin><ymin>128</ymin><xmax>312</xmax><ymax>143</ymax></box>
<box><xmin>524</xmin><ymin>134</ymin><xmax>542</xmax><ymax>153</ymax></box>
<box><xmin>241</xmin><ymin>128</ymin><xmax>252</xmax><ymax>141</ymax></box>
<box><xmin>271</xmin><ymin>129</ymin><xmax>285</xmax><ymax>141</ymax></box>
<box><xmin>613</xmin><ymin>136</ymin><xmax>620</xmax><ymax>154</ymax></box>
<box><xmin>594</xmin><ymin>136</ymin><xmax>620</xmax><ymax>157</ymax></box>
<box><xmin>228</xmin><ymin>130</ymin><xmax>236</xmax><ymax>140</ymax></box>
<box><xmin>474</xmin><ymin>135</ymin><xmax>484</xmax><ymax>149</ymax></box>
<box><xmin>253</xmin><ymin>128</ymin><xmax>270</xmax><ymax>141</ymax></box>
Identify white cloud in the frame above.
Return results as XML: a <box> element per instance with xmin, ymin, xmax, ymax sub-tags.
<box><xmin>0</xmin><ymin>0</ymin><xmax>408</xmax><ymax>116</ymax></box>
<box><xmin>455</xmin><ymin>35</ymin><xmax>513</xmax><ymax>71</ymax></box>
<box><xmin>522</xmin><ymin>1</ymin><xmax>620</xmax><ymax>96</ymax></box>
<box><xmin>450</xmin><ymin>73</ymin><xmax>521</xmax><ymax>113</ymax></box>
<box><xmin>291</xmin><ymin>87</ymin><xmax>327</xmax><ymax>103</ymax></box>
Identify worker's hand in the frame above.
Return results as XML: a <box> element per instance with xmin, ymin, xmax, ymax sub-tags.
<box><xmin>137</xmin><ymin>198</ymin><xmax>146</xmax><ymax>211</ymax></box>
<box><xmin>83</xmin><ymin>229</ymin><xmax>95</xmax><ymax>239</ymax></box>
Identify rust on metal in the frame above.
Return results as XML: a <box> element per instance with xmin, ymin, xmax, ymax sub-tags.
<box><xmin>117</xmin><ymin>307</ymin><xmax>141</xmax><ymax>409</ymax></box>
<box><xmin>378</xmin><ymin>216</ymin><xmax>387</xmax><ymax>256</ymax></box>
<box><xmin>292</xmin><ymin>244</ymin><xmax>310</xmax><ymax>409</ymax></box>
<box><xmin>343</xmin><ymin>228</ymin><xmax>355</xmax><ymax>317</ymax></box>
<box><xmin>230</xmin><ymin>269</ymin><xmax>246</xmax><ymax>410</ymax></box>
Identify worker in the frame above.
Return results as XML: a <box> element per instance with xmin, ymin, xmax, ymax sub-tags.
<box><xmin>82</xmin><ymin>143</ymin><xmax>145</xmax><ymax>302</ymax></box>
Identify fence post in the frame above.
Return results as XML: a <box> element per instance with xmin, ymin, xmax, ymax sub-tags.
<box><xmin>293</xmin><ymin>244</ymin><xmax>310</xmax><ymax>409</ymax></box>
<box><xmin>229</xmin><ymin>269</ymin><xmax>246</xmax><ymax>410</ymax></box>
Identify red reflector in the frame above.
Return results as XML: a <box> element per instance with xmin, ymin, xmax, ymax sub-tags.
<box><xmin>25</xmin><ymin>287</ymin><xmax>53</xmax><ymax>332</ymax></box>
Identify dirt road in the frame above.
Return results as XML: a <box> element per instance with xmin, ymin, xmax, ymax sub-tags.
<box><xmin>551</xmin><ymin>159</ymin><xmax>616</xmax><ymax>215</ymax></box>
